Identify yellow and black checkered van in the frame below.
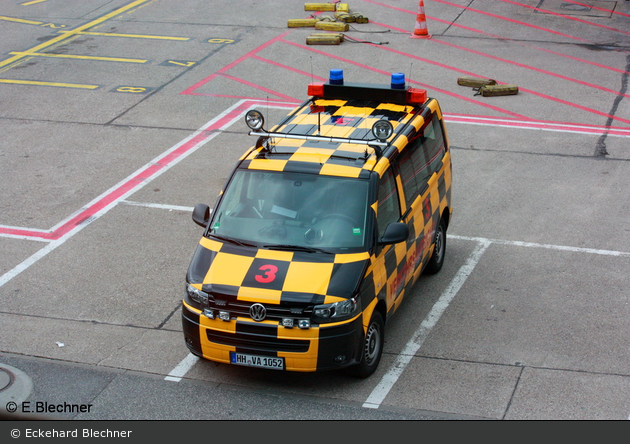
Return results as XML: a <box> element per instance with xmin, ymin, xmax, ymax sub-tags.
<box><xmin>182</xmin><ymin>70</ymin><xmax>452</xmax><ymax>377</ymax></box>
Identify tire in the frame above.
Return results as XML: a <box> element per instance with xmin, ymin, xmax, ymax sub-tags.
<box><xmin>348</xmin><ymin>310</ymin><xmax>384</xmax><ymax>378</ymax></box>
<box><xmin>424</xmin><ymin>218</ymin><xmax>446</xmax><ymax>275</ymax></box>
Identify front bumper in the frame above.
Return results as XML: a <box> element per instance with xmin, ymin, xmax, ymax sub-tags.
<box><xmin>182</xmin><ymin>301</ymin><xmax>363</xmax><ymax>372</ymax></box>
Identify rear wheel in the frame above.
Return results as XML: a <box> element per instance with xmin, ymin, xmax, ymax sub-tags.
<box><xmin>348</xmin><ymin>311</ymin><xmax>384</xmax><ymax>378</ymax></box>
<box><xmin>424</xmin><ymin>218</ymin><xmax>446</xmax><ymax>275</ymax></box>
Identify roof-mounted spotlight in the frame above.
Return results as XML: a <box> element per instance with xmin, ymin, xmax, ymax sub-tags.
<box><xmin>245</xmin><ymin>109</ymin><xmax>265</xmax><ymax>131</ymax></box>
<box><xmin>372</xmin><ymin>119</ymin><xmax>393</xmax><ymax>142</ymax></box>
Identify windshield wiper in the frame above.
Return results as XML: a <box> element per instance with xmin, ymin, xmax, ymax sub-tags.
<box><xmin>209</xmin><ymin>234</ymin><xmax>257</xmax><ymax>247</ymax></box>
<box><xmin>263</xmin><ymin>244</ymin><xmax>331</xmax><ymax>254</ymax></box>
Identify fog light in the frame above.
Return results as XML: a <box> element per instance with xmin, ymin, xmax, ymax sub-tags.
<box><xmin>298</xmin><ymin>319</ymin><xmax>310</xmax><ymax>329</ymax></box>
<box><xmin>218</xmin><ymin>311</ymin><xmax>230</xmax><ymax>321</ymax></box>
<box><xmin>203</xmin><ymin>309</ymin><xmax>215</xmax><ymax>319</ymax></box>
<box><xmin>282</xmin><ymin>318</ymin><xmax>294</xmax><ymax>328</ymax></box>
<box><xmin>334</xmin><ymin>355</ymin><xmax>347</xmax><ymax>363</ymax></box>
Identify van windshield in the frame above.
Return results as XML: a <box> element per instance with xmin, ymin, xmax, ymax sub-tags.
<box><xmin>209</xmin><ymin>169</ymin><xmax>370</xmax><ymax>252</ymax></box>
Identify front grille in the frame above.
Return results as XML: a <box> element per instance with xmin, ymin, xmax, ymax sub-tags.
<box><xmin>209</xmin><ymin>299</ymin><xmax>313</xmax><ymax>322</ymax></box>
<box><xmin>207</xmin><ymin>329</ymin><xmax>310</xmax><ymax>353</ymax></box>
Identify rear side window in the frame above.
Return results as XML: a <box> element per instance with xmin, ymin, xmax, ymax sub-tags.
<box><xmin>422</xmin><ymin>115</ymin><xmax>446</xmax><ymax>177</ymax></box>
<box><xmin>398</xmin><ymin>148</ymin><xmax>419</xmax><ymax>208</ymax></box>
<box><xmin>397</xmin><ymin>113</ymin><xmax>446</xmax><ymax>207</ymax></box>
<box><xmin>376</xmin><ymin>169</ymin><xmax>400</xmax><ymax>238</ymax></box>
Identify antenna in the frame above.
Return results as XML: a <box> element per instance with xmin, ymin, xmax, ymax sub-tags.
<box><xmin>310</xmin><ymin>56</ymin><xmax>322</xmax><ymax>135</ymax></box>
<box><xmin>407</xmin><ymin>63</ymin><xmax>413</xmax><ymax>89</ymax></box>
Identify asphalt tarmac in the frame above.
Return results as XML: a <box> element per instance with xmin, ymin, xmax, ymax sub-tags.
<box><xmin>0</xmin><ymin>0</ymin><xmax>628</xmax><ymax>423</ymax></box>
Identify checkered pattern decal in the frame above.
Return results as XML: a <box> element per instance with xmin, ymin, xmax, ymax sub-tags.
<box><xmin>189</xmin><ymin>237</ymin><xmax>370</xmax><ymax>306</ymax></box>
<box><xmin>241</xmin><ymin>99</ymin><xmax>417</xmax><ymax>178</ymax></box>
<box><xmin>381</xmin><ymin>153</ymin><xmax>452</xmax><ymax>313</ymax></box>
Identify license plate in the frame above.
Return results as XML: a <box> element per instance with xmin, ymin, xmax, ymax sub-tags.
<box><xmin>230</xmin><ymin>352</ymin><xmax>284</xmax><ymax>370</ymax></box>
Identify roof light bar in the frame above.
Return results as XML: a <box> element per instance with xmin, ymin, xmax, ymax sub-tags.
<box><xmin>308</xmin><ymin>69</ymin><xmax>427</xmax><ymax>105</ymax></box>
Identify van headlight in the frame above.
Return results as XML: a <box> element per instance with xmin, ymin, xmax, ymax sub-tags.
<box><xmin>186</xmin><ymin>283</ymin><xmax>210</xmax><ymax>306</ymax></box>
<box><xmin>313</xmin><ymin>296</ymin><xmax>361</xmax><ymax>323</ymax></box>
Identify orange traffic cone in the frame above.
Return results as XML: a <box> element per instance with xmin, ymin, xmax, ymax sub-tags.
<box><xmin>411</xmin><ymin>0</ymin><xmax>431</xmax><ymax>39</ymax></box>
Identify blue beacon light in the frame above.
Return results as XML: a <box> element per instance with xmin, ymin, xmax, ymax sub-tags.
<box><xmin>391</xmin><ymin>73</ymin><xmax>406</xmax><ymax>90</ymax></box>
<box><xmin>329</xmin><ymin>69</ymin><xmax>344</xmax><ymax>85</ymax></box>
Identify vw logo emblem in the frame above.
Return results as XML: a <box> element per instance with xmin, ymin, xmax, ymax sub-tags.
<box><xmin>250</xmin><ymin>303</ymin><xmax>267</xmax><ymax>321</ymax></box>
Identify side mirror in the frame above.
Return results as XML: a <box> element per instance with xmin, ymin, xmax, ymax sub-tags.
<box><xmin>378</xmin><ymin>222</ymin><xmax>409</xmax><ymax>245</ymax></box>
<box><xmin>192</xmin><ymin>203</ymin><xmax>210</xmax><ymax>228</ymax></box>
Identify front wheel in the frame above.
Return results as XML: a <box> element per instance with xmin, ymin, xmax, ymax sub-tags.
<box><xmin>347</xmin><ymin>311</ymin><xmax>384</xmax><ymax>378</ymax></box>
<box><xmin>424</xmin><ymin>218</ymin><xmax>446</xmax><ymax>275</ymax></box>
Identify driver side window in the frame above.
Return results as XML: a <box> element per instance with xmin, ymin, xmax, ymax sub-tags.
<box><xmin>376</xmin><ymin>169</ymin><xmax>400</xmax><ymax>238</ymax></box>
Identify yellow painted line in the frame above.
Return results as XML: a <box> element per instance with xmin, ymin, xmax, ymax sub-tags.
<box><xmin>9</xmin><ymin>51</ymin><xmax>148</xmax><ymax>64</ymax></box>
<box><xmin>0</xmin><ymin>79</ymin><xmax>99</xmax><ymax>89</ymax></box>
<box><xmin>61</xmin><ymin>31</ymin><xmax>190</xmax><ymax>41</ymax></box>
<box><xmin>0</xmin><ymin>16</ymin><xmax>43</xmax><ymax>25</ymax></box>
<box><xmin>0</xmin><ymin>0</ymin><xmax>151</xmax><ymax>68</ymax></box>
<box><xmin>22</xmin><ymin>0</ymin><xmax>49</xmax><ymax>5</ymax></box>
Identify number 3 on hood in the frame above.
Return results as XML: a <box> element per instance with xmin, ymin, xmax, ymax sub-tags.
<box><xmin>255</xmin><ymin>264</ymin><xmax>278</xmax><ymax>283</ymax></box>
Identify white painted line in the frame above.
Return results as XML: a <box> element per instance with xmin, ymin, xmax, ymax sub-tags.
<box><xmin>363</xmin><ymin>240</ymin><xmax>491</xmax><ymax>409</ymax></box>
<box><xmin>444</xmin><ymin>114</ymin><xmax>630</xmax><ymax>138</ymax></box>
<box><xmin>165</xmin><ymin>353</ymin><xmax>199</xmax><ymax>382</ymax></box>
<box><xmin>362</xmin><ymin>234</ymin><xmax>629</xmax><ymax>409</ymax></box>
<box><xmin>120</xmin><ymin>200</ymin><xmax>195</xmax><ymax>212</ymax></box>
<box><xmin>450</xmin><ymin>235</ymin><xmax>630</xmax><ymax>257</ymax></box>
<box><xmin>0</xmin><ymin>237</ymin><xmax>66</xmax><ymax>287</ymax></box>
<box><xmin>0</xmin><ymin>232</ymin><xmax>52</xmax><ymax>242</ymax></box>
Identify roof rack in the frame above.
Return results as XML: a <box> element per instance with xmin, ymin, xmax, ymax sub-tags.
<box><xmin>245</xmin><ymin>108</ymin><xmax>390</xmax><ymax>158</ymax></box>
<box><xmin>244</xmin><ymin>70</ymin><xmax>428</xmax><ymax>159</ymax></box>
<box><xmin>248</xmin><ymin>129</ymin><xmax>388</xmax><ymax>148</ymax></box>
